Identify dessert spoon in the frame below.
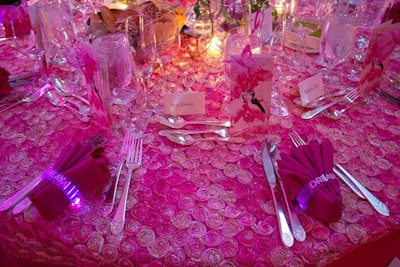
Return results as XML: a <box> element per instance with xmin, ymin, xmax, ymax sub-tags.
<box><xmin>159</xmin><ymin>128</ymin><xmax>229</xmax><ymax>138</ymax></box>
<box><xmin>156</xmin><ymin>114</ymin><xmax>231</xmax><ymax>129</ymax></box>
<box><xmin>53</xmin><ymin>77</ymin><xmax>90</xmax><ymax>105</ymax></box>
<box><xmin>165</xmin><ymin>132</ymin><xmax>244</xmax><ymax>145</ymax></box>
<box><xmin>47</xmin><ymin>91</ymin><xmax>90</xmax><ymax>122</ymax></box>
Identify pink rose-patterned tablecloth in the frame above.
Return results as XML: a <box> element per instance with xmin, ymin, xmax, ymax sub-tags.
<box><xmin>1</xmin><ymin>1</ymin><xmax>400</xmax><ymax>267</ymax></box>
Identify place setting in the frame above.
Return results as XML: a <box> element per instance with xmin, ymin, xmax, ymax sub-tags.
<box><xmin>0</xmin><ymin>0</ymin><xmax>400</xmax><ymax>266</ymax></box>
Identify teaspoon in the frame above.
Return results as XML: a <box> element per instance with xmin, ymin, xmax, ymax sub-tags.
<box><xmin>47</xmin><ymin>91</ymin><xmax>90</xmax><ymax>122</ymax></box>
<box><xmin>53</xmin><ymin>77</ymin><xmax>90</xmax><ymax>106</ymax></box>
<box><xmin>156</xmin><ymin>114</ymin><xmax>231</xmax><ymax>129</ymax></box>
<box><xmin>165</xmin><ymin>132</ymin><xmax>244</xmax><ymax>145</ymax></box>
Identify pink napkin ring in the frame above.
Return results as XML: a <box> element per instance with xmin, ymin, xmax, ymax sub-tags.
<box><xmin>43</xmin><ymin>168</ymin><xmax>81</xmax><ymax>205</ymax></box>
<box><xmin>296</xmin><ymin>172</ymin><xmax>336</xmax><ymax>209</ymax></box>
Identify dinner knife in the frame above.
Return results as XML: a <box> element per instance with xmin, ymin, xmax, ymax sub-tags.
<box><xmin>270</xmin><ymin>142</ymin><xmax>306</xmax><ymax>242</ymax></box>
<box><xmin>262</xmin><ymin>141</ymin><xmax>294</xmax><ymax>247</ymax></box>
<box><xmin>0</xmin><ymin>175</ymin><xmax>42</xmax><ymax>211</ymax></box>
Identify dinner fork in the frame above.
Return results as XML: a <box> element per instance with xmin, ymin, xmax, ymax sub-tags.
<box><xmin>307</xmin><ymin>133</ymin><xmax>389</xmax><ymax>217</ymax></box>
<box><xmin>102</xmin><ymin>132</ymin><xmax>131</xmax><ymax>217</ymax></box>
<box><xmin>110</xmin><ymin>132</ymin><xmax>143</xmax><ymax>235</ymax></box>
<box><xmin>0</xmin><ymin>83</ymin><xmax>52</xmax><ymax>113</ymax></box>
<box><xmin>301</xmin><ymin>89</ymin><xmax>360</xmax><ymax>119</ymax></box>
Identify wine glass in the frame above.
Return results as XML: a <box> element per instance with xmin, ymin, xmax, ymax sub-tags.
<box><xmin>93</xmin><ymin>33</ymin><xmax>135</xmax><ymax>105</ymax></box>
<box><xmin>37</xmin><ymin>0</ymin><xmax>75</xmax><ymax>65</ymax></box>
<box><xmin>319</xmin><ymin>12</ymin><xmax>356</xmax><ymax>85</ymax></box>
<box><xmin>269</xmin><ymin>1</ymin><xmax>298</xmax><ymax>117</ymax></box>
<box><xmin>141</xmin><ymin>1</ymin><xmax>181</xmax><ymax>92</ymax></box>
<box><xmin>124</xmin><ymin>14</ymin><xmax>158</xmax><ymax>110</ymax></box>
<box><xmin>10</xmin><ymin>22</ymin><xmax>49</xmax><ymax>83</ymax></box>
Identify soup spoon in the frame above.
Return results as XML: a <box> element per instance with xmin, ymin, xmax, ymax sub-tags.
<box><xmin>159</xmin><ymin>128</ymin><xmax>229</xmax><ymax>138</ymax></box>
<box><xmin>165</xmin><ymin>132</ymin><xmax>245</xmax><ymax>145</ymax></box>
<box><xmin>53</xmin><ymin>77</ymin><xmax>90</xmax><ymax>106</ymax></box>
<box><xmin>47</xmin><ymin>91</ymin><xmax>90</xmax><ymax>122</ymax></box>
<box><xmin>156</xmin><ymin>114</ymin><xmax>231</xmax><ymax>129</ymax></box>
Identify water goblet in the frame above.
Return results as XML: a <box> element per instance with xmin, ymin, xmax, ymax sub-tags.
<box><xmin>93</xmin><ymin>33</ymin><xmax>135</xmax><ymax>105</ymax></box>
<box><xmin>319</xmin><ymin>12</ymin><xmax>357</xmax><ymax>86</ymax></box>
<box><xmin>124</xmin><ymin>14</ymin><xmax>158</xmax><ymax>110</ymax></box>
<box><xmin>141</xmin><ymin>1</ymin><xmax>181</xmax><ymax>92</ymax></box>
<box><xmin>10</xmin><ymin>23</ymin><xmax>49</xmax><ymax>83</ymax></box>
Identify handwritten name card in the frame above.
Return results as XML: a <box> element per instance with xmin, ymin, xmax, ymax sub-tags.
<box><xmin>163</xmin><ymin>92</ymin><xmax>205</xmax><ymax>116</ymax></box>
<box><xmin>298</xmin><ymin>73</ymin><xmax>324</xmax><ymax>106</ymax></box>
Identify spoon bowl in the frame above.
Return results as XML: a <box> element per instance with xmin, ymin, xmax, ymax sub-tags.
<box><xmin>53</xmin><ymin>77</ymin><xmax>90</xmax><ymax>106</ymax></box>
<box><xmin>47</xmin><ymin>91</ymin><xmax>90</xmax><ymax>122</ymax></box>
<box><xmin>165</xmin><ymin>132</ymin><xmax>245</xmax><ymax>145</ymax></box>
<box><xmin>156</xmin><ymin>114</ymin><xmax>231</xmax><ymax>129</ymax></box>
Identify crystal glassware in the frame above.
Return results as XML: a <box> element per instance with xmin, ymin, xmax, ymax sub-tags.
<box><xmin>93</xmin><ymin>33</ymin><xmax>135</xmax><ymax>105</ymax></box>
<box><xmin>124</xmin><ymin>14</ymin><xmax>158</xmax><ymax>110</ymax></box>
<box><xmin>319</xmin><ymin>12</ymin><xmax>357</xmax><ymax>85</ymax></box>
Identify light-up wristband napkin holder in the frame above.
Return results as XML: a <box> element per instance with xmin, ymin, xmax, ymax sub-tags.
<box><xmin>296</xmin><ymin>173</ymin><xmax>336</xmax><ymax>210</ymax></box>
<box><xmin>43</xmin><ymin>167</ymin><xmax>81</xmax><ymax>205</ymax></box>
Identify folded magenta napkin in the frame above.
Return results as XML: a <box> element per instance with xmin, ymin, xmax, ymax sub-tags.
<box><xmin>0</xmin><ymin>4</ymin><xmax>31</xmax><ymax>37</ymax></box>
<box><xmin>28</xmin><ymin>141</ymin><xmax>110</xmax><ymax>220</ymax></box>
<box><xmin>278</xmin><ymin>140</ymin><xmax>342</xmax><ymax>222</ymax></box>
<box><xmin>0</xmin><ymin>67</ymin><xmax>11</xmax><ymax>96</ymax></box>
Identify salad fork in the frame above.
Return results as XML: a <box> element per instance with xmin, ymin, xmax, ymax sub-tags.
<box><xmin>110</xmin><ymin>132</ymin><xmax>143</xmax><ymax>235</ymax></box>
<box><xmin>102</xmin><ymin>132</ymin><xmax>131</xmax><ymax>217</ymax></box>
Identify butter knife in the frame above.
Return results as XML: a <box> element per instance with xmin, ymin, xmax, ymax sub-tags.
<box><xmin>262</xmin><ymin>141</ymin><xmax>294</xmax><ymax>247</ymax></box>
<box><xmin>270</xmin><ymin>142</ymin><xmax>306</xmax><ymax>242</ymax></box>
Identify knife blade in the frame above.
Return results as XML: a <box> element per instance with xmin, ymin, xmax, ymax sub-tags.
<box><xmin>262</xmin><ymin>141</ymin><xmax>294</xmax><ymax>247</ymax></box>
<box><xmin>270</xmin><ymin>142</ymin><xmax>306</xmax><ymax>242</ymax></box>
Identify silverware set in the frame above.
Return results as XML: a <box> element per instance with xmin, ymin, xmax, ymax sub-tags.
<box><xmin>261</xmin><ymin>140</ymin><xmax>295</xmax><ymax>247</ymax></box>
<box><xmin>290</xmin><ymin>131</ymin><xmax>389</xmax><ymax>217</ymax></box>
<box><xmin>156</xmin><ymin>114</ymin><xmax>237</xmax><ymax>145</ymax></box>
<box><xmin>102</xmin><ymin>131</ymin><xmax>143</xmax><ymax>235</ymax></box>
<box><xmin>301</xmin><ymin>89</ymin><xmax>361</xmax><ymax>119</ymax></box>
<box><xmin>1</xmin><ymin>78</ymin><xmax>90</xmax><ymax>122</ymax></box>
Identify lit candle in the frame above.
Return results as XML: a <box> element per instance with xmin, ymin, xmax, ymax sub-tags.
<box><xmin>274</xmin><ymin>0</ymin><xmax>297</xmax><ymax>16</ymax></box>
<box><xmin>207</xmin><ymin>35</ymin><xmax>222</xmax><ymax>55</ymax></box>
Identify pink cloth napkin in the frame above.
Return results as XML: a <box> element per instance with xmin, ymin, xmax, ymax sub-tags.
<box><xmin>28</xmin><ymin>141</ymin><xmax>110</xmax><ymax>220</ymax></box>
<box><xmin>277</xmin><ymin>140</ymin><xmax>342</xmax><ymax>222</ymax></box>
<box><xmin>0</xmin><ymin>3</ymin><xmax>31</xmax><ymax>37</ymax></box>
<box><xmin>0</xmin><ymin>67</ymin><xmax>11</xmax><ymax>96</ymax></box>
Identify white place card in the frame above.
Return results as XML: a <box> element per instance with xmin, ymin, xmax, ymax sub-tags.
<box><xmin>298</xmin><ymin>73</ymin><xmax>324</xmax><ymax>106</ymax></box>
<box><xmin>163</xmin><ymin>92</ymin><xmax>205</xmax><ymax>116</ymax></box>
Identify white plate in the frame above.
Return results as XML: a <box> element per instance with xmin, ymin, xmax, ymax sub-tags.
<box><xmin>283</xmin><ymin>31</ymin><xmax>320</xmax><ymax>54</ymax></box>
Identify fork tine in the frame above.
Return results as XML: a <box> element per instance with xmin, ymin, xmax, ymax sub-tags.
<box><xmin>289</xmin><ymin>131</ymin><xmax>306</xmax><ymax>147</ymax></box>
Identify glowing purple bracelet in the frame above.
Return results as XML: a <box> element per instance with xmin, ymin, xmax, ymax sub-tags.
<box><xmin>43</xmin><ymin>168</ymin><xmax>81</xmax><ymax>205</ymax></box>
<box><xmin>296</xmin><ymin>173</ymin><xmax>336</xmax><ymax>210</ymax></box>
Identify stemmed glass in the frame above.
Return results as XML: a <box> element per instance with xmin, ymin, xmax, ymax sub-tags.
<box><xmin>319</xmin><ymin>12</ymin><xmax>356</xmax><ymax>86</ymax></box>
<box><xmin>93</xmin><ymin>33</ymin><xmax>135</xmax><ymax>106</ymax></box>
<box><xmin>10</xmin><ymin>22</ymin><xmax>49</xmax><ymax>83</ymax></box>
<box><xmin>141</xmin><ymin>1</ymin><xmax>181</xmax><ymax>92</ymax></box>
<box><xmin>269</xmin><ymin>0</ymin><xmax>298</xmax><ymax>117</ymax></box>
<box><xmin>125</xmin><ymin>14</ymin><xmax>158</xmax><ymax>110</ymax></box>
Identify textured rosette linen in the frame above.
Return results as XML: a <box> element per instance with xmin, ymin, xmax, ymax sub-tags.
<box><xmin>278</xmin><ymin>140</ymin><xmax>343</xmax><ymax>222</ymax></box>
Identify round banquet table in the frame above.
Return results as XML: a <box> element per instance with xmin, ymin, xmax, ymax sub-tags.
<box><xmin>1</xmin><ymin>1</ymin><xmax>400</xmax><ymax>266</ymax></box>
